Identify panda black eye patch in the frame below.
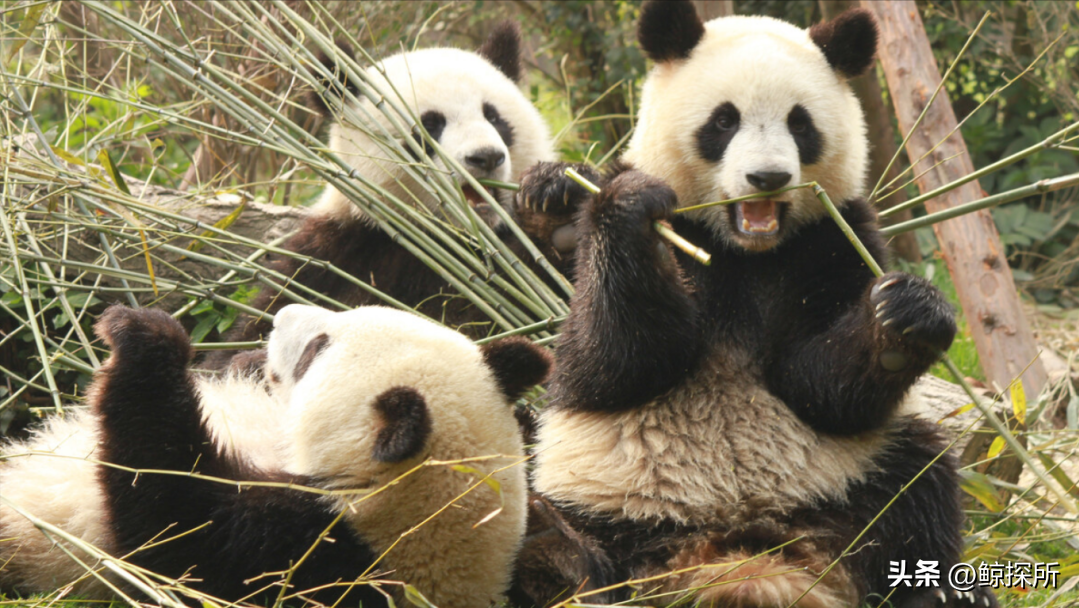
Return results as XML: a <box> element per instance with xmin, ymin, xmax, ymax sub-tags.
<box><xmin>408</xmin><ymin>110</ymin><xmax>446</xmax><ymax>159</ymax></box>
<box><xmin>787</xmin><ymin>104</ymin><xmax>823</xmax><ymax>165</ymax></box>
<box><xmin>483</xmin><ymin>102</ymin><xmax>515</xmax><ymax>148</ymax></box>
<box><xmin>695</xmin><ymin>102</ymin><xmax>740</xmax><ymax>163</ymax></box>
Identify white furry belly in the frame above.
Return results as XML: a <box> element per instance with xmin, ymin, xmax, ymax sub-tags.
<box><xmin>197</xmin><ymin>376</ymin><xmax>287</xmax><ymax>471</ymax></box>
<box><xmin>0</xmin><ymin>409</ymin><xmax>115</xmax><ymax>597</ymax></box>
<box><xmin>533</xmin><ymin>356</ymin><xmax>890</xmax><ymax>523</ymax></box>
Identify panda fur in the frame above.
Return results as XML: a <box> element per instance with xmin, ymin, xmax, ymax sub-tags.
<box><xmin>515</xmin><ymin>4</ymin><xmax>997</xmax><ymax>607</ymax></box>
<box><xmin>205</xmin><ymin>22</ymin><xmax>577</xmax><ymax>369</ymax></box>
<box><xmin>0</xmin><ymin>304</ymin><xmax>551</xmax><ymax>608</ymax></box>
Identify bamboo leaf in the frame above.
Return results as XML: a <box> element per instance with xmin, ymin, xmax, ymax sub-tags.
<box><xmin>50</xmin><ymin>146</ymin><xmax>86</xmax><ymax>166</ymax></box>
<box><xmin>403</xmin><ymin>585</ymin><xmax>437</xmax><ymax>608</ymax></box>
<box><xmin>987</xmin><ymin>435</ymin><xmax>1007</xmax><ymax>459</ymax></box>
<box><xmin>938</xmin><ymin>402</ymin><xmax>975</xmax><ymax>422</ymax></box>
<box><xmin>97</xmin><ymin>149</ymin><xmax>132</xmax><ymax>196</ymax></box>
<box><xmin>959</xmin><ymin>470</ymin><xmax>1004</xmax><ymax>512</ymax></box>
<box><xmin>451</xmin><ymin>464</ymin><xmax>505</xmax><ymax>528</ymax></box>
<box><xmin>1010</xmin><ymin>379</ymin><xmax>1027</xmax><ymax>425</ymax></box>
<box><xmin>8</xmin><ymin>2</ymin><xmax>48</xmax><ymax>60</ymax></box>
<box><xmin>184</xmin><ymin>200</ymin><xmax>246</xmax><ymax>256</ymax></box>
<box><xmin>1036</xmin><ymin>452</ymin><xmax>1079</xmax><ymax>500</ymax></box>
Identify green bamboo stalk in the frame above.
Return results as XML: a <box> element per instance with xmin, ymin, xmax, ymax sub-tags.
<box><xmin>881</xmin><ymin>172</ymin><xmax>1079</xmax><ymax>236</ymax></box>
<box><xmin>268</xmin><ymin>0</ymin><xmax>572</xmax><ymax>310</ymax></box>
<box><xmin>86</xmin><ymin>1</ymin><xmax>538</xmax><ymax>331</ymax></box>
<box><xmin>0</xmin><ymin>73</ymin><xmax>140</xmax><ymax>308</ymax></box>
<box><xmin>0</xmin><ymin>179</ymin><xmax>63</xmax><ymax>411</ymax></box>
<box><xmin>879</xmin><ymin>122</ymin><xmax>1079</xmax><ymax>219</ymax></box>
<box><xmin>15</xmin><ymin>215</ymin><xmax>100</xmax><ymax>366</ymax></box>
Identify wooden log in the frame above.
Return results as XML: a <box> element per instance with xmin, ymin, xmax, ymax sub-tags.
<box><xmin>818</xmin><ymin>0</ymin><xmax>920</xmax><ymax>263</ymax></box>
<box><xmin>860</xmin><ymin>0</ymin><xmax>1048</xmax><ymax>396</ymax></box>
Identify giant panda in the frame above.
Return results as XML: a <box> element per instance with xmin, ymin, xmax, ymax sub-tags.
<box><xmin>513</xmin><ymin>3</ymin><xmax>998</xmax><ymax>608</ymax></box>
<box><xmin>0</xmin><ymin>304</ymin><xmax>551</xmax><ymax>608</ymax></box>
<box><xmin>206</xmin><ymin>22</ymin><xmax>577</xmax><ymax>369</ymax></box>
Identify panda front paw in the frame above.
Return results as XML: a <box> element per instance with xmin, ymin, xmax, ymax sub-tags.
<box><xmin>590</xmin><ymin>170</ymin><xmax>677</xmax><ymax>237</ymax></box>
<box><xmin>96</xmin><ymin>305</ymin><xmax>193</xmax><ymax>369</ymax></box>
<box><xmin>515</xmin><ymin>162</ymin><xmax>599</xmax><ymax>254</ymax></box>
<box><xmin>517</xmin><ymin>161</ymin><xmax>598</xmax><ymax>218</ymax></box>
<box><xmin>870</xmin><ymin>271</ymin><xmax>956</xmax><ymax>356</ymax></box>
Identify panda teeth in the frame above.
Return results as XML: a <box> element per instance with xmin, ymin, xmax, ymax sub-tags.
<box><xmin>741</xmin><ymin>218</ymin><xmax>779</xmax><ymax>234</ymax></box>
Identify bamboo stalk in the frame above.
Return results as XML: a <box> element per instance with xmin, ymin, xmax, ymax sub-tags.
<box><xmin>881</xmin><ymin>172</ymin><xmax>1079</xmax><ymax>236</ymax></box>
<box><xmin>563</xmin><ymin>168</ymin><xmax>712</xmax><ymax>265</ymax></box>
<box><xmin>879</xmin><ymin>122</ymin><xmax>1079</xmax><ymax>219</ymax></box>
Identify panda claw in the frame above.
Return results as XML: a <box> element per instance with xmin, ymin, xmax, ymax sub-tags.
<box><xmin>902</xmin><ymin>326</ymin><xmax>915</xmax><ymax>335</ymax></box>
<box><xmin>564</xmin><ymin>190</ymin><xmax>570</xmax><ymax>208</ymax></box>
<box><xmin>543</xmin><ymin>200</ymin><xmax>549</xmax><ymax>212</ymax></box>
<box><xmin>880</xmin><ymin>318</ymin><xmax>894</xmax><ymax>328</ymax></box>
<box><xmin>879</xmin><ymin>276</ymin><xmax>902</xmax><ymax>290</ymax></box>
<box><xmin>934</xmin><ymin>589</ymin><xmax>947</xmax><ymax>603</ymax></box>
<box><xmin>875</xmin><ymin>300</ymin><xmax>889</xmax><ymax>312</ymax></box>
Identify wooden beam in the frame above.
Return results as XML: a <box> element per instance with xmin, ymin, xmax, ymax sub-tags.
<box><xmin>861</xmin><ymin>0</ymin><xmax>1047</xmax><ymax>395</ymax></box>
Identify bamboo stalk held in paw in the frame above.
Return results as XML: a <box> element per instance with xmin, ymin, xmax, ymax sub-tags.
<box><xmin>562</xmin><ymin>168</ymin><xmax>712</xmax><ymax>266</ymax></box>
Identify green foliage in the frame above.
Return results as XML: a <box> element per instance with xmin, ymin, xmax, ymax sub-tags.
<box><xmin>186</xmin><ymin>285</ymin><xmax>261</xmax><ymax>344</ymax></box>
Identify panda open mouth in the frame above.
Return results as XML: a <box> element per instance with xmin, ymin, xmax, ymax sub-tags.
<box><xmin>461</xmin><ymin>184</ymin><xmax>499</xmax><ymax>209</ymax></box>
<box><xmin>735</xmin><ymin>200</ymin><xmax>781</xmax><ymax>236</ymax></box>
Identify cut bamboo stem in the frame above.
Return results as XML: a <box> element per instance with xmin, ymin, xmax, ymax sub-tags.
<box><xmin>563</xmin><ymin>168</ymin><xmax>712</xmax><ymax>266</ymax></box>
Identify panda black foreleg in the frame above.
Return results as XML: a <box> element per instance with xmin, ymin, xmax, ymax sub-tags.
<box><xmin>92</xmin><ymin>306</ymin><xmax>233</xmax><ymax>557</ymax></box>
<box><xmin>767</xmin><ymin>270</ymin><xmax>957</xmax><ymax>435</ymax></box>
<box><xmin>550</xmin><ymin>170</ymin><xmax>704</xmax><ymax>413</ymax></box>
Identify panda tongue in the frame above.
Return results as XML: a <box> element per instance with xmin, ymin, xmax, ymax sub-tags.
<box><xmin>741</xmin><ymin>200</ymin><xmax>777</xmax><ymax>233</ymax></box>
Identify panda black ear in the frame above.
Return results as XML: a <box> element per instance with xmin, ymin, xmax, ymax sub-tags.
<box><xmin>637</xmin><ymin>0</ymin><xmax>705</xmax><ymax>63</ymax></box>
<box><xmin>480</xmin><ymin>337</ymin><xmax>552</xmax><ymax>402</ymax></box>
<box><xmin>809</xmin><ymin>8</ymin><xmax>878</xmax><ymax>78</ymax></box>
<box><xmin>372</xmin><ymin>386</ymin><xmax>431</xmax><ymax>463</ymax></box>
<box><xmin>477</xmin><ymin>20</ymin><xmax>523</xmax><ymax>83</ymax></box>
<box><xmin>308</xmin><ymin>39</ymin><xmax>360</xmax><ymax>116</ymax></box>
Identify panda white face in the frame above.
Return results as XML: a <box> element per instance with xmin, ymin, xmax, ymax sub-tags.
<box><xmin>624</xmin><ymin>13</ymin><xmax>873</xmax><ymax>252</ymax></box>
<box><xmin>264</xmin><ymin>305</ymin><xmax>525</xmax><ymax>493</ymax></box>
<box><xmin>315</xmin><ymin>44</ymin><xmax>554</xmax><ymax>230</ymax></box>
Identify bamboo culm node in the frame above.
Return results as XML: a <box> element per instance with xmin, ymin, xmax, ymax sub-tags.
<box><xmin>562</xmin><ymin>168</ymin><xmax>712</xmax><ymax>266</ymax></box>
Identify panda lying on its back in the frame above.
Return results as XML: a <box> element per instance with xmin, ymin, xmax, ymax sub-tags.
<box><xmin>0</xmin><ymin>305</ymin><xmax>550</xmax><ymax>608</ymax></box>
<box><xmin>206</xmin><ymin>22</ymin><xmax>578</xmax><ymax>369</ymax></box>
<box><xmin>517</xmin><ymin>3</ymin><xmax>997</xmax><ymax>608</ymax></box>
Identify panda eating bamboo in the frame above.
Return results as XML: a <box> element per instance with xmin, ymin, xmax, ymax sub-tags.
<box><xmin>514</xmin><ymin>3</ymin><xmax>998</xmax><ymax>607</ymax></box>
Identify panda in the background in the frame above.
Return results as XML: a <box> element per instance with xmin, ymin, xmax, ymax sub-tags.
<box><xmin>0</xmin><ymin>304</ymin><xmax>550</xmax><ymax>608</ymax></box>
<box><xmin>515</xmin><ymin>3</ymin><xmax>998</xmax><ymax>607</ymax></box>
<box><xmin>206</xmin><ymin>22</ymin><xmax>577</xmax><ymax>369</ymax></box>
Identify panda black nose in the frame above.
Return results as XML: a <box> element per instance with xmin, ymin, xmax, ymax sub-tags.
<box><xmin>746</xmin><ymin>171</ymin><xmax>792</xmax><ymax>192</ymax></box>
<box><xmin>465</xmin><ymin>148</ymin><xmax>506</xmax><ymax>172</ymax></box>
